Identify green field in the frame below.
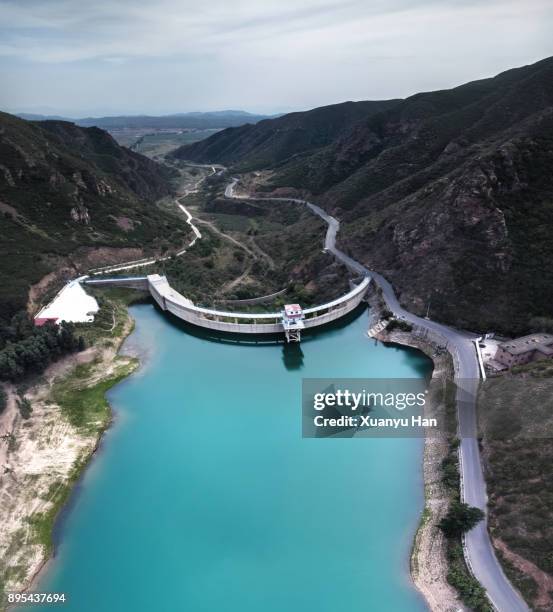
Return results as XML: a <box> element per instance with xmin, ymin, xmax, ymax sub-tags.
<box><xmin>110</xmin><ymin>129</ymin><xmax>221</xmax><ymax>158</ymax></box>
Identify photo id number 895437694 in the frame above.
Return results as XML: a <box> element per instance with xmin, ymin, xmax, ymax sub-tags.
<box><xmin>5</xmin><ymin>593</ymin><xmax>67</xmax><ymax>606</ymax></box>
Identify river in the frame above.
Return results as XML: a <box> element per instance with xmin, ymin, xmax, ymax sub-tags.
<box><xmin>30</xmin><ymin>303</ymin><xmax>431</xmax><ymax>612</ymax></box>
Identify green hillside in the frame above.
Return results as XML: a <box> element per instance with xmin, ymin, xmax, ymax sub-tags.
<box><xmin>175</xmin><ymin>57</ymin><xmax>553</xmax><ymax>334</ymax></box>
<box><xmin>0</xmin><ymin>113</ymin><xmax>178</xmax><ymax>321</ymax></box>
<box><xmin>171</xmin><ymin>100</ymin><xmax>400</xmax><ymax>171</ymax></box>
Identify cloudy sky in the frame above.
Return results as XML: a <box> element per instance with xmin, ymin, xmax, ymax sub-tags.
<box><xmin>1</xmin><ymin>0</ymin><xmax>552</xmax><ymax>117</ymax></box>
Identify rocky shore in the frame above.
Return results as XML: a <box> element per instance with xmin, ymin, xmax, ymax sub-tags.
<box><xmin>0</xmin><ymin>307</ymin><xmax>137</xmax><ymax>608</ymax></box>
<box><xmin>367</xmin><ymin>285</ymin><xmax>465</xmax><ymax>612</ymax></box>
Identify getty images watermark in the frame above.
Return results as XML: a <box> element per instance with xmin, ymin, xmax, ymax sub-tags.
<box><xmin>302</xmin><ymin>378</ymin><xmax>441</xmax><ymax>438</ymax></box>
<box><xmin>303</xmin><ymin>377</ymin><xmax>553</xmax><ymax>439</ymax></box>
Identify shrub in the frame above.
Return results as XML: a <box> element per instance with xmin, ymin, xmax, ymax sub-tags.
<box><xmin>442</xmin><ymin>456</ymin><xmax>460</xmax><ymax>490</ymax></box>
<box><xmin>17</xmin><ymin>396</ymin><xmax>32</xmax><ymax>419</ymax></box>
<box><xmin>447</xmin><ymin>541</ymin><xmax>492</xmax><ymax>611</ymax></box>
<box><xmin>0</xmin><ymin>314</ymin><xmax>81</xmax><ymax>382</ymax></box>
<box><xmin>386</xmin><ymin>319</ymin><xmax>413</xmax><ymax>332</ymax></box>
<box><xmin>439</xmin><ymin>501</ymin><xmax>485</xmax><ymax>538</ymax></box>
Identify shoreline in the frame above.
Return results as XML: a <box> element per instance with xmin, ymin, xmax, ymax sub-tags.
<box><xmin>379</xmin><ymin>329</ymin><xmax>465</xmax><ymax>612</ymax></box>
<box><xmin>0</xmin><ymin>300</ymin><xmax>139</xmax><ymax>610</ymax></box>
<box><xmin>393</xmin><ymin>331</ymin><xmax>465</xmax><ymax>612</ymax></box>
<box><xmin>367</xmin><ymin>289</ymin><xmax>464</xmax><ymax>612</ymax></box>
<box><xmin>25</xmin><ymin>370</ymin><xmax>131</xmax><ymax>592</ymax></box>
<box><xmin>27</xmin><ymin>298</ymin><xmax>435</xmax><ymax>611</ymax></box>
<box><xmin>4</xmin><ymin>288</ymin><xmax>458</xmax><ymax>612</ymax></box>
<box><xmin>23</xmin><ymin>410</ymin><xmax>110</xmax><ymax>598</ymax></box>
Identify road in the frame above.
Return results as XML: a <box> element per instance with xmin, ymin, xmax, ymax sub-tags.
<box><xmin>88</xmin><ymin>167</ymin><xmax>215</xmax><ymax>276</ymax></box>
<box><xmin>226</xmin><ymin>178</ymin><xmax>528</xmax><ymax>612</ymax></box>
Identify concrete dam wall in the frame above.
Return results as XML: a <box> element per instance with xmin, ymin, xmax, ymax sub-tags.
<box><xmin>85</xmin><ymin>274</ymin><xmax>370</xmax><ymax>338</ymax></box>
<box><xmin>147</xmin><ymin>274</ymin><xmax>370</xmax><ymax>335</ymax></box>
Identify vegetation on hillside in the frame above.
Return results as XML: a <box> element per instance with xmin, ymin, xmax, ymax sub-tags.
<box><xmin>104</xmin><ymin>174</ymin><xmax>352</xmax><ymax>309</ymax></box>
<box><xmin>0</xmin><ymin>312</ymin><xmax>84</xmax><ymax>381</ymax></box>
<box><xmin>176</xmin><ymin>57</ymin><xmax>553</xmax><ymax>334</ymax></box>
<box><xmin>172</xmin><ymin>100</ymin><xmax>399</xmax><ymax>170</ymax></box>
<box><xmin>0</xmin><ymin>112</ymin><xmax>178</xmax><ymax>322</ymax></box>
<box><xmin>478</xmin><ymin>364</ymin><xmax>553</xmax><ymax>611</ymax></box>
<box><xmin>0</xmin><ymin>288</ymin><xmax>141</xmax><ymax>602</ymax></box>
<box><xmin>432</xmin><ymin>379</ymin><xmax>493</xmax><ymax>612</ymax></box>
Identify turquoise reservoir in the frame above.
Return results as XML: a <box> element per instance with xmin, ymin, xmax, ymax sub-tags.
<box><xmin>32</xmin><ymin>304</ymin><xmax>430</xmax><ymax>611</ymax></box>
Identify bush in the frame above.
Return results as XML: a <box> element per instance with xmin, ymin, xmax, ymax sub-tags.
<box><xmin>386</xmin><ymin>319</ymin><xmax>413</xmax><ymax>332</ymax></box>
<box><xmin>17</xmin><ymin>396</ymin><xmax>32</xmax><ymax>419</ymax></box>
<box><xmin>0</xmin><ymin>314</ymin><xmax>81</xmax><ymax>382</ymax></box>
<box><xmin>442</xmin><ymin>456</ymin><xmax>460</xmax><ymax>490</ymax></box>
<box><xmin>439</xmin><ymin>501</ymin><xmax>485</xmax><ymax>538</ymax></box>
<box><xmin>447</xmin><ymin>541</ymin><xmax>492</xmax><ymax>611</ymax></box>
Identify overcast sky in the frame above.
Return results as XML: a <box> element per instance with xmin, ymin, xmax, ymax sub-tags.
<box><xmin>1</xmin><ymin>0</ymin><xmax>552</xmax><ymax>117</ymax></box>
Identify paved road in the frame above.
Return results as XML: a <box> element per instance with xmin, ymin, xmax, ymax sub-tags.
<box><xmin>226</xmin><ymin>179</ymin><xmax>528</xmax><ymax>612</ymax></box>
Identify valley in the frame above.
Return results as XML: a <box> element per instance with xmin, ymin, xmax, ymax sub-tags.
<box><xmin>111</xmin><ymin>128</ymin><xmax>222</xmax><ymax>158</ymax></box>
<box><xmin>1</xmin><ymin>55</ymin><xmax>553</xmax><ymax>612</ymax></box>
<box><xmin>176</xmin><ymin>57</ymin><xmax>553</xmax><ymax>336</ymax></box>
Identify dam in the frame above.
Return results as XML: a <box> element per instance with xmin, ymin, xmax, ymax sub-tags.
<box><xmin>84</xmin><ymin>274</ymin><xmax>370</xmax><ymax>342</ymax></box>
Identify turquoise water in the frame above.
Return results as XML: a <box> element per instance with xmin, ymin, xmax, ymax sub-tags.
<box><xmin>32</xmin><ymin>304</ymin><xmax>430</xmax><ymax>612</ymax></box>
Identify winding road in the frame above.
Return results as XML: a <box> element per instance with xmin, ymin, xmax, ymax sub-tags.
<box><xmin>225</xmin><ymin>178</ymin><xmax>528</xmax><ymax>612</ymax></box>
<box><xmin>89</xmin><ymin>166</ymin><xmax>215</xmax><ymax>276</ymax></box>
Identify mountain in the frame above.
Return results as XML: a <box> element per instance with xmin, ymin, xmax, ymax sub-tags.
<box><xmin>175</xmin><ymin>57</ymin><xmax>553</xmax><ymax>333</ymax></box>
<box><xmin>0</xmin><ymin>112</ymin><xmax>177</xmax><ymax>320</ymax></box>
<box><xmin>17</xmin><ymin>111</ymin><xmax>271</xmax><ymax>130</ymax></box>
<box><xmin>16</xmin><ymin>113</ymin><xmax>68</xmax><ymax>122</ymax></box>
<box><xmin>171</xmin><ymin>100</ymin><xmax>400</xmax><ymax>170</ymax></box>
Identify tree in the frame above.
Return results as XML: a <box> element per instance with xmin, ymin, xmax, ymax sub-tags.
<box><xmin>16</xmin><ymin>396</ymin><xmax>32</xmax><ymax>419</ymax></box>
<box><xmin>386</xmin><ymin>319</ymin><xmax>413</xmax><ymax>332</ymax></box>
<box><xmin>439</xmin><ymin>501</ymin><xmax>485</xmax><ymax>538</ymax></box>
<box><xmin>0</xmin><ymin>312</ymin><xmax>81</xmax><ymax>382</ymax></box>
<box><xmin>442</xmin><ymin>455</ymin><xmax>460</xmax><ymax>490</ymax></box>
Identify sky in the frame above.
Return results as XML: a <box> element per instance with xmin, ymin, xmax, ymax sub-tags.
<box><xmin>1</xmin><ymin>0</ymin><xmax>553</xmax><ymax>117</ymax></box>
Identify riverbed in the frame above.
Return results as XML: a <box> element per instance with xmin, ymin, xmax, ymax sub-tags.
<box><xmin>30</xmin><ymin>303</ymin><xmax>431</xmax><ymax>611</ymax></box>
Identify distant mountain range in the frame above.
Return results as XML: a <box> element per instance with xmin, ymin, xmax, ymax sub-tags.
<box><xmin>175</xmin><ymin>57</ymin><xmax>553</xmax><ymax>334</ymax></box>
<box><xmin>16</xmin><ymin>110</ymin><xmax>271</xmax><ymax>130</ymax></box>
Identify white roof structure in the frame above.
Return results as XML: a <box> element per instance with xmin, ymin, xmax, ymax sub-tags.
<box><xmin>284</xmin><ymin>304</ymin><xmax>303</xmax><ymax>317</ymax></box>
<box><xmin>35</xmin><ymin>279</ymin><xmax>99</xmax><ymax>324</ymax></box>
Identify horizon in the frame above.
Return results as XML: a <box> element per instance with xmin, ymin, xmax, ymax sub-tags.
<box><xmin>9</xmin><ymin>108</ymin><xmax>278</xmax><ymax>119</ymax></box>
<box><xmin>2</xmin><ymin>3</ymin><xmax>553</xmax><ymax>611</ymax></box>
<box><xmin>1</xmin><ymin>0</ymin><xmax>552</xmax><ymax>117</ymax></box>
<box><xmin>4</xmin><ymin>54</ymin><xmax>553</xmax><ymax>120</ymax></box>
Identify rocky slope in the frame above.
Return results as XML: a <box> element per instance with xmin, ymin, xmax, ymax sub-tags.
<box><xmin>0</xmin><ymin>112</ymin><xmax>177</xmax><ymax>320</ymax></box>
<box><xmin>171</xmin><ymin>100</ymin><xmax>400</xmax><ymax>171</ymax></box>
<box><xmin>176</xmin><ymin>57</ymin><xmax>553</xmax><ymax>333</ymax></box>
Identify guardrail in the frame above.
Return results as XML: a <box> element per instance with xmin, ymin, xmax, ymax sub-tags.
<box><xmin>148</xmin><ymin>274</ymin><xmax>370</xmax><ymax>334</ymax></box>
